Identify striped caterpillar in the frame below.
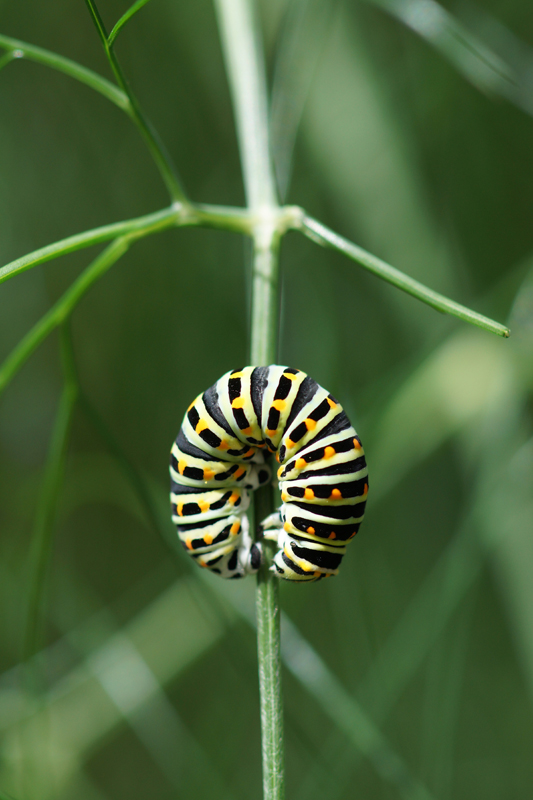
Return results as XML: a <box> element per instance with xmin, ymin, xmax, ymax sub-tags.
<box><xmin>170</xmin><ymin>366</ymin><xmax>368</xmax><ymax>582</ymax></box>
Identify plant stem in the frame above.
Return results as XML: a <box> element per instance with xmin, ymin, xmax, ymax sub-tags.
<box><xmin>84</xmin><ymin>0</ymin><xmax>187</xmax><ymax>204</ymax></box>
<box><xmin>0</xmin><ymin>207</ymin><xmax>175</xmax><ymax>286</ymax></box>
<box><xmin>298</xmin><ymin>213</ymin><xmax>511</xmax><ymax>337</ymax></box>
<box><xmin>215</xmin><ymin>1</ymin><xmax>284</xmax><ymax>798</ymax></box>
<box><xmin>108</xmin><ymin>0</ymin><xmax>154</xmax><ymax>46</ymax></box>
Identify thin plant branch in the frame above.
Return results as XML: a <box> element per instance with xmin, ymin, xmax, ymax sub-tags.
<box><xmin>0</xmin><ymin>239</ymin><xmax>129</xmax><ymax>396</ymax></box>
<box><xmin>108</xmin><ymin>0</ymin><xmax>154</xmax><ymax>46</ymax></box>
<box><xmin>0</xmin><ymin>207</ymin><xmax>176</xmax><ymax>286</ymax></box>
<box><xmin>84</xmin><ymin>0</ymin><xmax>187</xmax><ymax>203</ymax></box>
<box><xmin>0</xmin><ymin>33</ymin><xmax>128</xmax><ymax>109</ymax></box>
<box><xmin>297</xmin><ymin>213</ymin><xmax>510</xmax><ymax>337</ymax></box>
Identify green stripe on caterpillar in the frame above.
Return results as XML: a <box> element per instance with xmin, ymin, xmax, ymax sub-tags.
<box><xmin>170</xmin><ymin>366</ymin><xmax>368</xmax><ymax>582</ymax></box>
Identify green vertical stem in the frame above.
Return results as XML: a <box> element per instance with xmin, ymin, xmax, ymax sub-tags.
<box><xmin>251</xmin><ymin>221</ymin><xmax>283</xmax><ymax>800</ymax></box>
<box><xmin>214</xmin><ymin>1</ymin><xmax>284</xmax><ymax>798</ymax></box>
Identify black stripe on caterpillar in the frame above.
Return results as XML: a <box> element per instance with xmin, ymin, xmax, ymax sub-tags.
<box><xmin>169</xmin><ymin>366</ymin><xmax>368</xmax><ymax>582</ymax></box>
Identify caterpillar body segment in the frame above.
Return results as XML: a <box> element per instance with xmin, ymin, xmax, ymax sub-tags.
<box><xmin>170</xmin><ymin>366</ymin><xmax>368</xmax><ymax>581</ymax></box>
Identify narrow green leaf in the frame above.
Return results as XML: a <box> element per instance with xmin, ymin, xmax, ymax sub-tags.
<box><xmin>0</xmin><ymin>33</ymin><xmax>128</xmax><ymax>109</ymax></box>
<box><xmin>299</xmin><ymin>214</ymin><xmax>510</xmax><ymax>337</ymax></box>
<box><xmin>108</xmin><ymin>0</ymin><xmax>154</xmax><ymax>47</ymax></box>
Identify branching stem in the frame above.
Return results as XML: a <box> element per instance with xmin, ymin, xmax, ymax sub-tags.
<box><xmin>84</xmin><ymin>0</ymin><xmax>187</xmax><ymax>203</ymax></box>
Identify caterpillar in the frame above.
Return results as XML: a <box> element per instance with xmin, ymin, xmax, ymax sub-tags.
<box><xmin>169</xmin><ymin>366</ymin><xmax>368</xmax><ymax>582</ymax></box>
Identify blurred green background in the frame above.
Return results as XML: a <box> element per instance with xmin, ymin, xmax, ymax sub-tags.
<box><xmin>1</xmin><ymin>0</ymin><xmax>533</xmax><ymax>798</ymax></box>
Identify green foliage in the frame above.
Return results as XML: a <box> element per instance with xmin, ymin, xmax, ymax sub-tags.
<box><xmin>0</xmin><ymin>0</ymin><xmax>531</xmax><ymax>799</ymax></box>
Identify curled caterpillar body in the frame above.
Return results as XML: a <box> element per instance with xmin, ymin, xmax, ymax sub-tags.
<box><xmin>170</xmin><ymin>366</ymin><xmax>368</xmax><ymax>582</ymax></box>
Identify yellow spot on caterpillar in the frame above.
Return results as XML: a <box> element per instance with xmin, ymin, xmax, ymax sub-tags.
<box><xmin>277</xmin><ymin>466</ymin><xmax>284</xmax><ymax>478</ymax></box>
<box><xmin>218</xmin><ymin>440</ymin><xmax>230</xmax><ymax>450</ymax></box>
<box><xmin>203</xmin><ymin>468</ymin><xmax>215</xmax><ymax>481</ymax></box>
<box><xmin>198</xmin><ymin>501</ymin><xmax>210</xmax><ymax>513</ymax></box>
<box><xmin>231</xmin><ymin>371</ymin><xmax>244</xmax><ymax>378</ymax></box>
<box><xmin>204</xmin><ymin>533</ymin><xmax>213</xmax><ymax>545</ymax></box>
<box><xmin>284</xmin><ymin>521</ymin><xmax>291</xmax><ymax>532</ymax></box>
<box><xmin>286</xmin><ymin>439</ymin><xmax>295</xmax><ymax>450</ymax></box>
<box><xmin>266</xmin><ymin>428</ymin><xmax>277</xmax><ymax>437</ymax></box>
<box><xmin>234</xmin><ymin>466</ymin><xmax>246</xmax><ymax>479</ymax></box>
<box><xmin>305</xmin><ymin>418</ymin><xmax>317</xmax><ymax>431</ymax></box>
<box><xmin>272</xmin><ymin>399</ymin><xmax>286</xmax><ymax>412</ymax></box>
<box><xmin>283</xmin><ymin>372</ymin><xmax>297</xmax><ymax>380</ymax></box>
<box><xmin>314</xmin><ymin>571</ymin><xmax>321</xmax><ymax>577</ymax></box>
<box><xmin>327</xmin><ymin>398</ymin><xmax>337</xmax><ymax>409</ymax></box>
<box><xmin>229</xmin><ymin>492</ymin><xmax>239</xmax><ymax>504</ymax></box>
<box><xmin>243</xmin><ymin>448</ymin><xmax>255</xmax><ymax>457</ymax></box>
<box><xmin>363</xmin><ymin>483</ymin><xmax>368</xmax><ymax>495</ymax></box>
<box><xmin>304</xmin><ymin>488</ymin><xmax>314</xmax><ymax>500</ymax></box>
<box><xmin>348</xmin><ymin>531</ymin><xmax>356</xmax><ymax>539</ymax></box>
<box><xmin>276</xmin><ymin>452</ymin><xmax>281</xmax><ymax>463</ymax></box>
<box><xmin>177</xmin><ymin>503</ymin><xmax>184</xmax><ymax>517</ymax></box>
<box><xmin>230</xmin><ymin>521</ymin><xmax>240</xmax><ymax>535</ymax></box>
<box><xmin>199</xmin><ymin>560</ymin><xmax>208</xmax><ymax>568</ymax></box>
<box><xmin>307</xmin><ymin>526</ymin><xmax>315</xmax><ymax>534</ymax></box>
<box><xmin>330</xmin><ymin>488</ymin><xmax>342</xmax><ymax>500</ymax></box>
<box><xmin>241</xmin><ymin>426</ymin><xmax>253</xmax><ymax>436</ymax></box>
<box><xmin>178</xmin><ymin>460</ymin><xmax>187</xmax><ymax>475</ymax></box>
<box><xmin>281</xmin><ymin>492</ymin><xmax>289</xmax><ymax>502</ymax></box>
<box><xmin>295</xmin><ymin>458</ymin><xmax>306</xmax><ymax>470</ymax></box>
<box><xmin>185</xmin><ymin>538</ymin><xmax>193</xmax><ymax>550</ymax></box>
<box><xmin>353</xmin><ymin>438</ymin><xmax>361</xmax><ymax>450</ymax></box>
<box><xmin>324</xmin><ymin>446</ymin><xmax>335</xmax><ymax>459</ymax></box>
<box><xmin>328</xmin><ymin>531</ymin><xmax>337</xmax><ymax>539</ymax></box>
<box><xmin>195</xmin><ymin>419</ymin><xmax>208</xmax><ymax>434</ymax></box>
<box><xmin>232</xmin><ymin>396</ymin><xmax>245</xmax><ymax>409</ymax></box>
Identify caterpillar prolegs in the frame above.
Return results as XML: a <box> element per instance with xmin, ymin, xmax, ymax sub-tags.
<box><xmin>170</xmin><ymin>366</ymin><xmax>368</xmax><ymax>582</ymax></box>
